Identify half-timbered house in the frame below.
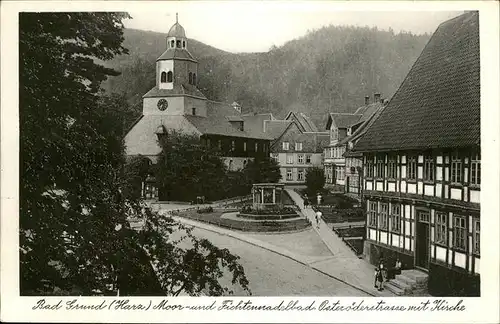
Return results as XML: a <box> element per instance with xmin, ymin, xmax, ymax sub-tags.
<box><xmin>351</xmin><ymin>12</ymin><xmax>480</xmax><ymax>296</ymax></box>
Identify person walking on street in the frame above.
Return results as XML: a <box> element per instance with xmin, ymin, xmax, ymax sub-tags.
<box><xmin>304</xmin><ymin>197</ymin><xmax>309</xmax><ymax>209</ymax></box>
<box><xmin>315</xmin><ymin>210</ymin><xmax>322</xmax><ymax>229</ymax></box>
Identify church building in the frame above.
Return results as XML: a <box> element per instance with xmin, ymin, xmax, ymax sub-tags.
<box><xmin>124</xmin><ymin>17</ymin><xmax>272</xmax><ymax>199</ymax></box>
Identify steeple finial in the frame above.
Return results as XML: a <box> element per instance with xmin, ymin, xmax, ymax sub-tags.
<box><xmin>176</xmin><ymin>13</ymin><xmax>178</xmax><ymax>23</ymax></box>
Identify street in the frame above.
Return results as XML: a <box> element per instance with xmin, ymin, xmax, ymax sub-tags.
<box><xmin>190</xmin><ymin>227</ymin><xmax>370</xmax><ymax>296</ymax></box>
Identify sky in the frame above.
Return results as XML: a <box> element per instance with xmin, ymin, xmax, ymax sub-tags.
<box><xmin>124</xmin><ymin>2</ymin><xmax>463</xmax><ymax>53</ymax></box>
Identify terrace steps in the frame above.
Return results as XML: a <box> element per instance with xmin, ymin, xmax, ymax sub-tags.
<box><xmin>384</xmin><ymin>269</ymin><xmax>429</xmax><ymax>296</ymax></box>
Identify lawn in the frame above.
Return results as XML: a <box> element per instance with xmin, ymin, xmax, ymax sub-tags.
<box><xmin>335</xmin><ymin>227</ymin><xmax>365</xmax><ymax>238</ymax></box>
<box><xmin>173</xmin><ymin>208</ymin><xmax>310</xmax><ymax>232</ymax></box>
<box><xmin>318</xmin><ymin>206</ymin><xmax>365</xmax><ymax>223</ymax></box>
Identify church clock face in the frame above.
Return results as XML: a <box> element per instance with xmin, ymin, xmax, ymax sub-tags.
<box><xmin>157</xmin><ymin>99</ymin><xmax>168</xmax><ymax>111</ymax></box>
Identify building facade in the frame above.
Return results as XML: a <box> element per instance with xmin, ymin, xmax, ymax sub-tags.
<box><xmin>268</xmin><ymin>113</ymin><xmax>328</xmax><ymax>184</ymax></box>
<box><xmin>352</xmin><ymin>12</ymin><xmax>480</xmax><ymax>296</ymax></box>
<box><xmin>124</xmin><ymin>17</ymin><xmax>272</xmax><ymax>199</ymax></box>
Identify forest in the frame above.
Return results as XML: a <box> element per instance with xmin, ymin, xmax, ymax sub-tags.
<box><xmin>102</xmin><ymin>25</ymin><xmax>430</xmax><ymax>128</ymax></box>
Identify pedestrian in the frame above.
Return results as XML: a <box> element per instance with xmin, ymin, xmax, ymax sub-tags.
<box><xmin>374</xmin><ymin>267</ymin><xmax>384</xmax><ymax>291</ymax></box>
<box><xmin>315</xmin><ymin>210</ymin><xmax>322</xmax><ymax>229</ymax></box>
<box><xmin>304</xmin><ymin>197</ymin><xmax>309</xmax><ymax>209</ymax></box>
<box><xmin>386</xmin><ymin>258</ymin><xmax>402</xmax><ymax>281</ymax></box>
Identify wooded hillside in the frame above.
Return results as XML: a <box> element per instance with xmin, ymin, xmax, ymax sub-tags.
<box><xmin>102</xmin><ymin>26</ymin><xmax>430</xmax><ymax>128</ymax></box>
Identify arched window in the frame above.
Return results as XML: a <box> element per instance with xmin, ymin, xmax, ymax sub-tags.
<box><xmin>193</xmin><ymin>73</ymin><xmax>197</xmax><ymax>85</ymax></box>
<box><xmin>183</xmin><ymin>41</ymin><xmax>186</xmax><ymax>48</ymax></box>
<box><xmin>160</xmin><ymin>72</ymin><xmax>167</xmax><ymax>83</ymax></box>
<box><xmin>167</xmin><ymin>71</ymin><xmax>173</xmax><ymax>83</ymax></box>
<box><xmin>170</xmin><ymin>40</ymin><xmax>175</xmax><ymax>48</ymax></box>
<box><xmin>189</xmin><ymin>72</ymin><xmax>193</xmax><ymax>84</ymax></box>
<box><xmin>176</xmin><ymin>40</ymin><xmax>181</xmax><ymax>48</ymax></box>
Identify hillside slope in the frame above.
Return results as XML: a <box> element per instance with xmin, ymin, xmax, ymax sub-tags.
<box><xmin>102</xmin><ymin>26</ymin><xmax>430</xmax><ymax>128</ymax></box>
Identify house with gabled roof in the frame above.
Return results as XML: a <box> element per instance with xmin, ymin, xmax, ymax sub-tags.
<box><xmin>351</xmin><ymin>12</ymin><xmax>480</xmax><ymax>296</ymax></box>
<box><xmin>124</xmin><ymin>18</ymin><xmax>273</xmax><ymax>199</ymax></box>
<box><xmin>323</xmin><ymin>94</ymin><xmax>384</xmax><ymax>189</ymax></box>
<box><xmin>266</xmin><ymin>117</ymin><xmax>329</xmax><ymax>184</ymax></box>
<box><xmin>338</xmin><ymin>97</ymin><xmax>387</xmax><ymax>196</ymax></box>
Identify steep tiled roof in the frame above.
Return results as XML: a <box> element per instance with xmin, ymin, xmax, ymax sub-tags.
<box><xmin>353</xmin><ymin>102</ymin><xmax>384</xmax><ymax>125</ymax></box>
<box><xmin>157</xmin><ymin>48</ymin><xmax>197</xmax><ymax>62</ymax></box>
<box><xmin>241</xmin><ymin>113</ymin><xmax>275</xmax><ymax>138</ymax></box>
<box><xmin>184</xmin><ymin>101</ymin><xmax>272</xmax><ymax>139</ymax></box>
<box><xmin>353</xmin><ymin>12</ymin><xmax>480</xmax><ymax>152</ymax></box>
<box><xmin>143</xmin><ymin>83</ymin><xmax>207</xmax><ymax>99</ymax></box>
<box><xmin>285</xmin><ymin>111</ymin><xmax>319</xmax><ymax>132</ymax></box>
<box><xmin>326</xmin><ymin>113</ymin><xmax>362</xmax><ymax>130</ymax></box>
<box><xmin>263</xmin><ymin>120</ymin><xmax>293</xmax><ymax>139</ymax></box>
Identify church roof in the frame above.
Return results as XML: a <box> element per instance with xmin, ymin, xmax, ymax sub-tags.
<box><xmin>352</xmin><ymin>12</ymin><xmax>480</xmax><ymax>153</ymax></box>
<box><xmin>157</xmin><ymin>48</ymin><xmax>197</xmax><ymax>62</ymax></box>
<box><xmin>184</xmin><ymin>101</ymin><xmax>273</xmax><ymax>140</ymax></box>
<box><xmin>143</xmin><ymin>83</ymin><xmax>207</xmax><ymax>99</ymax></box>
<box><xmin>168</xmin><ymin>22</ymin><xmax>186</xmax><ymax>38</ymax></box>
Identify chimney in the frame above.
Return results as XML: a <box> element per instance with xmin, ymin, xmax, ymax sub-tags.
<box><xmin>374</xmin><ymin>93</ymin><xmax>381</xmax><ymax>103</ymax></box>
<box><xmin>364</xmin><ymin>96</ymin><xmax>370</xmax><ymax>105</ymax></box>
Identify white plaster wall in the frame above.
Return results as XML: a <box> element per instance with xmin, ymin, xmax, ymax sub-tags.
<box><xmin>424</xmin><ymin>185</ymin><xmax>434</xmax><ymax>196</ymax></box>
<box><xmin>388</xmin><ymin>182</ymin><xmax>395</xmax><ymax>192</ymax></box>
<box><xmin>143</xmin><ymin>97</ymin><xmax>184</xmax><ymax>116</ymax></box>
<box><xmin>450</xmin><ymin>188</ymin><xmax>462</xmax><ymax>200</ymax></box>
<box><xmin>366</xmin><ymin>181</ymin><xmax>373</xmax><ymax>191</ymax></box>
<box><xmin>408</xmin><ymin>183</ymin><xmax>416</xmax><ymax>194</ymax></box>
<box><xmin>157</xmin><ymin>60</ymin><xmax>174</xmax><ymax>89</ymax></box>
<box><xmin>436</xmin><ymin>246</ymin><xmax>446</xmax><ymax>262</ymax></box>
<box><xmin>470</xmin><ymin>190</ymin><xmax>480</xmax><ymax>203</ymax></box>
<box><xmin>436</xmin><ymin>166</ymin><xmax>443</xmax><ymax>180</ymax></box>
<box><xmin>475</xmin><ymin>257</ymin><xmax>480</xmax><ymax>274</ymax></box>
<box><xmin>380</xmin><ymin>232</ymin><xmax>388</xmax><ymax>245</ymax></box>
<box><xmin>376</xmin><ymin>182</ymin><xmax>383</xmax><ymax>191</ymax></box>
<box><xmin>454</xmin><ymin>252</ymin><xmax>466</xmax><ymax>269</ymax></box>
<box><xmin>436</xmin><ymin>183</ymin><xmax>442</xmax><ymax>198</ymax></box>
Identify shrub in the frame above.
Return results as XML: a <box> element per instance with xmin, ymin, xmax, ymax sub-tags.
<box><xmin>197</xmin><ymin>206</ymin><xmax>214</xmax><ymax>214</ymax></box>
<box><xmin>305</xmin><ymin>167</ymin><xmax>325</xmax><ymax>195</ymax></box>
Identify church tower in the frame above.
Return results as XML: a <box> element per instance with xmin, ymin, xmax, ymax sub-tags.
<box><xmin>143</xmin><ymin>14</ymin><xmax>207</xmax><ymax>117</ymax></box>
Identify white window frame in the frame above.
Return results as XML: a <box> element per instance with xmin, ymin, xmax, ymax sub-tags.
<box><xmin>286</xmin><ymin>153</ymin><xmax>294</xmax><ymax>164</ymax></box>
<box><xmin>379</xmin><ymin>203</ymin><xmax>389</xmax><ymax>230</ymax></box>
<box><xmin>282</xmin><ymin>142</ymin><xmax>289</xmax><ymax>150</ymax></box>
<box><xmin>286</xmin><ymin>168</ymin><xmax>293</xmax><ymax>181</ymax></box>
<box><xmin>297</xmin><ymin>168</ymin><xmax>304</xmax><ymax>181</ymax></box>
<box><xmin>390</xmin><ymin>204</ymin><xmax>401</xmax><ymax>233</ymax></box>
<box><xmin>470</xmin><ymin>153</ymin><xmax>481</xmax><ymax>186</ymax></box>
<box><xmin>435</xmin><ymin>212</ymin><xmax>447</xmax><ymax>245</ymax></box>
<box><xmin>297</xmin><ymin>154</ymin><xmax>304</xmax><ymax>164</ymax></box>
<box><xmin>295</xmin><ymin>142</ymin><xmax>303</xmax><ymax>151</ymax></box>
<box><xmin>451</xmin><ymin>153</ymin><xmax>462</xmax><ymax>184</ymax></box>
<box><xmin>306</xmin><ymin>154</ymin><xmax>312</xmax><ymax>164</ymax></box>
<box><xmin>453</xmin><ymin>215</ymin><xmax>467</xmax><ymax>251</ymax></box>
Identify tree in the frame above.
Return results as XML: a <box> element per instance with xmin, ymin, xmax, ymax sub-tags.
<box><xmin>154</xmin><ymin>131</ymin><xmax>230</xmax><ymax>202</ymax></box>
<box><xmin>305</xmin><ymin>167</ymin><xmax>325</xmax><ymax>195</ymax></box>
<box><xmin>243</xmin><ymin>157</ymin><xmax>282</xmax><ymax>184</ymax></box>
<box><xmin>20</xmin><ymin>12</ymin><xmax>250</xmax><ymax>296</ymax></box>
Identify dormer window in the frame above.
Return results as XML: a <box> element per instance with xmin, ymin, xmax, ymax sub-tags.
<box><xmin>167</xmin><ymin>71</ymin><xmax>173</xmax><ymax>82</ymax></box>
<box><xmin>189</xmin><ymin>72</ymin><xmax>193</xmax><ymax>85</ymax></box>
<box><xmin>176</xmin><ymin>40</ymin><xmax>181</xmax><ymax>48</ymax></box>
<box><xmin>192</xmin><ymin>107</ymin><xmax>196</xmax><ymax>116</ymax></box>
<box><xmin>160</xmin><ymin>72</ymin><xmax>167</xmax><ymax>83</ymax></box>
